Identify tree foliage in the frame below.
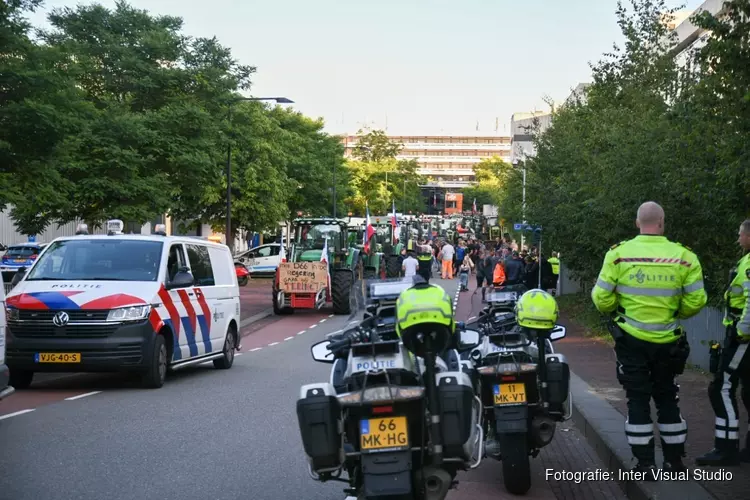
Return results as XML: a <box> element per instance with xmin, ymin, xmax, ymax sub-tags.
<box><xmin>1</xmin><ymin>1</ymin><xmax>345</xmax><ymax>238</ymax></box>
<box><xmin>498</xmin><ymin>0</ymin><xmax>750</xmax><ymax>303</ymax></box>
<box><xmin>463</xmin><ymin>157</ymin><xmax>515</xmax><ymax>209</ymax></box>
<box><xmin>344</xmin><ymin>129</ymin><xmax>422</xmax><ymax>215</ymax></box>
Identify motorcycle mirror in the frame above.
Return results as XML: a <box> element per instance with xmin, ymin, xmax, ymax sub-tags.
<box><xmin>458</xmin><ymin>329</ymin><xmax>481</xmax><ymax>351</ymax></box>
<box><xmin>549</xmin><ymin>325</ymin><xmax>567</xmax><ymax>341</ymax></box>
<box><xmin>310</xmin><ymin>340</ymin><xmax>335</xmax><ymax>363</ymax></box>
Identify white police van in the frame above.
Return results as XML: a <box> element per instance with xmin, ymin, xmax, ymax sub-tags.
<box><xmin>4</xmin><ymin>220</ymin><xmax>242</xmax><ymax>389</ymax></box>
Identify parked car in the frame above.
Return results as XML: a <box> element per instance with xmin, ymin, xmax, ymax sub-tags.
<box><xmin>1</xmin><ymin>243</ymin><xmax>47</xmax><ymax>293</ymax></box>
<box><xmin>234</xmin><ymin>243</ymin><xmax>281</xmax><ymax>276</ymax></box>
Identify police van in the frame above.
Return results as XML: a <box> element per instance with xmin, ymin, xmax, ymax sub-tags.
<box><xmin>0</xmin><ymin>272</ymin><xmax>13</xmax><ymax>400</ymax></box>
<box><xmin>4</xmin><ymin>220</ymin><xmax>242</xmax><ymax>389</ymax></box>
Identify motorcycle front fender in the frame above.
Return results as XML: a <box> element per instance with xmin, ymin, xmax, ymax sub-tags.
<box><xmin>494</xmin><ymin>404</ymin><xmax>528</xmax><ymax>434</ymax></box>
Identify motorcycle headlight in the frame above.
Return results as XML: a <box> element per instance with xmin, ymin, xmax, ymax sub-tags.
<box><xmin>107</xmin><ymin>305</ymin><xmax>151</xmax><ymax>322</ymax></box>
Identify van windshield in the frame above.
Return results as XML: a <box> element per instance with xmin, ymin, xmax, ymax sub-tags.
<box><xmin>26</xmin><ymin>239</ymin><xmax>164</xmax><ymax>282</ymax></box>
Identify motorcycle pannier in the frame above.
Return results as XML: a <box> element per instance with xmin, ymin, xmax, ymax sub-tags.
<box><xmin>544</xmin><ymin>354</ymin><xmax>570</xmax><ymax>415</ymax></box>
<box><xmin>437</xmin><ymin>371</ymin><xmax>476</xmax><ymax>459</ymax></box>
<box><xmin>296</xmin><ymin>383</ymin><xmax>343</xmax><ymax>472</ymax></box>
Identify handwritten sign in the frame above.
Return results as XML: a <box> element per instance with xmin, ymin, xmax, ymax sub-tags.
<box><xmin>278</xmin><ymin>262</ymin><xmax>328</xmax><ymax>293</ymax></box>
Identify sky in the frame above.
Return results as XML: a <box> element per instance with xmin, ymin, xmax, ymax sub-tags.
<box><xmin>26</xmin><ymin>0</ymin><xmax>706</xmax><ymax>136</ymax></box>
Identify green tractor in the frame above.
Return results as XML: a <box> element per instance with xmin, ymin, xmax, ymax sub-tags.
<box><xmin>347</xmin><ymin>222</ymin><xmax>386</xmax><ymax>280</ymax></box>
<box><xmin>272</xmin><ymin>218</ymin><xmax>361</xmax><ymax>315</ymax></box>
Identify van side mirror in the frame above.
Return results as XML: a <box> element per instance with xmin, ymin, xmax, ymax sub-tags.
<box><xmin>166</xmin><ymin>269</ymin><xmax>194</xmax><ymax>290</ymax></box>
<box><xmin>550</xmin><ymin>325</ymin><xmax>567</xmax><ymax>341</ymax></box>
<box><xmin>11</xmin><ymin>268</ymin><xmax>26</xmax><ymax>287</ymax></box>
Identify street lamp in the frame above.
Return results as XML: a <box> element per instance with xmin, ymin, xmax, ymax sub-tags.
<box><xmin>512</xmin><ymin>156</ymin><xmax>528</xmax><ymax>250</ymax></box>
<box><xmin>225</xmin><ymin>96</ymin><xmax>294</xmax><ymax>253</ymax></box>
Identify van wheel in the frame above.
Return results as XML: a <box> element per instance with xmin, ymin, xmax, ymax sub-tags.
<box><xmin>142</xmin><ymin>335</ymin><xmax>167</xmax><ymax>389</ymax></box>
<box><xmin>214</xmin><ymin>327</ymin><xmax>237</xmax><ymax>369</ymax></box>
<box><xmin>9</xmin><ymin>369</ymin><xmax>34</xmax><ymax>390</ymax></box>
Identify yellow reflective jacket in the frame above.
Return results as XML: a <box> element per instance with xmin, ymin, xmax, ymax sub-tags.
<box><xmin>548</xmin><ymin>257</ymin><xmax>560</xmax><ymax>275</ymax></box>
<box><xmin>591</xmin><ymin>235</ymin><xmax>707</xmax><ymax>344</ymax></box>
<box><xmin>723</xmin><ymin>253</ymin><xmax>750</xmax><ymax>340</ymax></box>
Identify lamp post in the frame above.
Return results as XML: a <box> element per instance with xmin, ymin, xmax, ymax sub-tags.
<box><xmin>225</xmin><ymin>96</ymin><xmax>294</xmax><ymax>254</ymax></box>
<box><xmin>512</xmin><ymin>156</ymin><xmax>528</xmax><ymax>250</ymax></box>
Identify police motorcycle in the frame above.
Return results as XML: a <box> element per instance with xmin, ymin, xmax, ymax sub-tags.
<box><xmin>462</xmin><ymin>287</ymin><xmax>571</xmax><ymax>495</ymax></box>
<box><xmin>296</xmin><ymin>277</ymin><xmax>484</xmax><ymax>500</ymax></box>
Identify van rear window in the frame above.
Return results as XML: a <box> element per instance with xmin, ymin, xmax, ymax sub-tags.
<box><xmin>26</xmin><ymin>239</ymin><xmax>164</xmax><ymax>282</ymax></box>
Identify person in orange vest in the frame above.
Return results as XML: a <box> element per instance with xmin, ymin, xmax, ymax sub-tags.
<box><xmin>492</xmin><ymin>249</ymin><xmax>506</xmax><ymax>286</ymax></box>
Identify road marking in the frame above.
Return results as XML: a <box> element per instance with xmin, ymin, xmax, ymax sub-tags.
<box><xmin>309</xmin><ymin>324</ymin><xmax>317</xmax><ymax>329</ymax></box>
<box><xmin>284</xmin><ymin>336</ymin><xmax>294</xmax><ymax>341</ymax></box>
<box><xmin>297</xmin><ymin>330</ymin><xmax>306</xmax><ymax>335</ymax></box>
<box><xmin>268</xmin><ymin>342</ymin><xmax>279</xmax><ymax>346</ymax></box>
<box><xmin>250</xmin><ymin>347</ymin><xmax>262</xmax><ymax>352</ymax></box>
<box><xmin>64</xmin><ymin>391</ymin><xmax>102</xmax><ymax>401</ymax></box>
<box><xmin>319</xmin><ymin>318</ymin><xmax>327</xmax><ymax>323</ymax></box>
<box><xmin>329</xmin><ymin>314</ymin><xmax>334</xmax><ymax>318</ymax></box>
<box><xmin>235</xmin><ymin>353</ymin><xmax>243</xmax><ymax>356</ymax></box>
<box><xmin>0</xmin><ymin>409</ymin><xmax>35</xmax><ymax>420</ymax></box>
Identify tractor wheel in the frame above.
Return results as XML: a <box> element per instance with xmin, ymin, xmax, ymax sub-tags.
<box><xmin>385</xmin><ymin>256</ymin><xmax>401</xmax><ymax>278</ymax></box>
<box><xmin>272</xmin><ymin>289</ymin><xmax>294</xmax><ymax>315</ymax></box>
<box><xmin>331</xmin><ymin>270</ymin><xmax>354</xmax><ymax>315</ymax></box>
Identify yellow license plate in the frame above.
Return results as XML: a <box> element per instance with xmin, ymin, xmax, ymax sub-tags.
<box><xmin>360</xmin><ymin>416</ymin><xmax>409</xmax><ymax>451</ymax></box>
<box><xmin>36</xmin><ymin>353</ymin><xmax>81</xmax><ymax>363</ymax></box>
<box><xmin>493</xmin><ymin>383</ymin><xmax>526</xmax><ymax>405</ymax></box>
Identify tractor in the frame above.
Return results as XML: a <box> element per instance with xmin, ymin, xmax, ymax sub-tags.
<box><xmin>347</xmin><ymin>221</ymin><xmax>386</xmax><ymax>280</ymax></box>
<box><xmin>272</xmin><ymin>218</ymin><xmax>361</xmax><ymax>316</ymax></box>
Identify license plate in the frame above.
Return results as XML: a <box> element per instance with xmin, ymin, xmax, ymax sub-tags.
<box><xmin>360</xmin><ymin>416</ymin><xmax>409</xmax><ymax>451</ymax></box>
<box><xmin>35</xmin><ymin>353</ymin><xmax>81</xmax><ymax>363</ymax></box>
<box><xmin>14</xmin><ymin>259</ymin><xmax>26</xmax><ymax>263</ymax></box>
<box><xmin>493</xmin><ymin>383</ymin><xmax>526</xmax><ymax>405</ymax></box>
<box><xmin>488</xmin><ymin>292</ymin><xmax>516</xmax><ymax>302</ymax></box>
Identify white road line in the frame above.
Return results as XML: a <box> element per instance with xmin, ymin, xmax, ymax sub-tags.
<box><xmin>64</xmin><ymin>391</ymin><xmax>102</xmax><ymax>401</ymax></box>
<box><xmin>268</xmin><ymin>342</ymin><xmax>279</xmax><ymax>346</ymax></box>
<box><xmin>250</xmin><ymin>347</ymin><xmax>262</xmax><ymax>352</ymax></box>
<box><xmin>0</xmin><ymin>409</ymin><xmax>35</xmax><ymax>420</ymax></box>
<box><xmin>329</xmin><ymin>314</ymin><xmax>335</xmax><ymax>318</ymax></box>
<box><xmin>297</xmin><ymin>330</ymin><xmax>306</xmax><ymax>335</ymax></box>
<box><xmin>309</xmin><ymin>324</ymin><xmax>317</xmax><ymax>329</ymax></box>
<box><xmin>284</xmin><ymin>336</ymin><xmax>294</xmax><ymax>341</ymax></box>
<box><xmin>235</xmin><ymin>353</ymin><xmax>243</xmax><ymax>356</ymax></box>
<box><xmin>319</xmin><ymin>318</ymin><xmax>327</xmax><ymax>323</ymax></box>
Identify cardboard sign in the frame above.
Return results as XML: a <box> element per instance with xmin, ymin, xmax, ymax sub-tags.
<box><xmin>278</xmin><ymin>262</ymin><xmax>328</xmax><ymax>293</ymax></box>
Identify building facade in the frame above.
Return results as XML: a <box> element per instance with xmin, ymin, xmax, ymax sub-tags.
<box><xmin>341</xmin><ymin>134</ymin><xmax>512</xmax><ymax>189</ymax></box>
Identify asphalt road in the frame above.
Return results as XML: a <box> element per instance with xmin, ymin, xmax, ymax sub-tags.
<box><xmin>0</xmin><ymin>277</ymin><xmax>625</xmax><ymax>500</ymax></box>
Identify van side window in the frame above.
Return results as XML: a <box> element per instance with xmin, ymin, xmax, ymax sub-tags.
<box><xmin>186</xmin><ymin>244</ymin><xmax>215</xmax><ymax>286</ymax></box>
<box><xmin>167</xmin><ymin>244</ymin><xmax>186</xmax><ymax>281</ymax></box>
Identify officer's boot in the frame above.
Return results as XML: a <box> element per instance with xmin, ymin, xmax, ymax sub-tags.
<box><xmin>695</xmin><ymin>438</ymin><xmax>740</xmax><ymax>466</ymax></box>
<box><xmin>662</xmin><ymin>451</ymin><xmax>688</xmax><ymax>473</ymax></box>
<box><xmin>739</xmin><ymin>433</ymin><xmax>750</xmax><ymax>463</ymax></box>
<box><xmin>631</xmin><ymin>446</ymin><xmax>657</xmax><ymax>480</ymax></box>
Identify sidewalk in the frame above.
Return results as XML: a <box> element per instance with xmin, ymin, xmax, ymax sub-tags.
<box><xmin>555</xmin><ymin>297</ymin><xmax>749</xmax><ymax>500</ymax></box>
<box><xmin>239</xmin><ymin>278</ymin><xmax>273</xmax><ymax>320</ymax></box>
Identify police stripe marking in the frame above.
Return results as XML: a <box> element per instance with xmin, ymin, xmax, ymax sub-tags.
<box><xmin>0</xmin><ymin>409</ymin><xmax>35</xmax><ymax>420</ymax></box>
<box><xmin>64</xmin><ymin>391</ymin><xmax>102</xmax><ymax>401</ymax></box>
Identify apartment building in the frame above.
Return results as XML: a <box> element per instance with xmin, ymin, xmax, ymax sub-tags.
<box><xmin>341</xmin><ymin>134</ymin><xmax>512</xmax><ymax>189</ymax></box>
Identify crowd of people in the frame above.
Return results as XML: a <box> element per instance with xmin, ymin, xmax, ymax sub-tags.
<box><xmin>400</xmin><ymin>232</ymin><xmax>561</xmax><ymax>293</ymax></box>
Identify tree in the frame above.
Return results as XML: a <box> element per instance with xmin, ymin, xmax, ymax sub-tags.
<box><xmin>463</xmin><ymin>157</ymin><xmax>515</xmax><ymax>209</ymax></box>
<box><xmin>351</xmin><ymin>128</ymin><xmax>402</xmax><ymax>163</ymax></box>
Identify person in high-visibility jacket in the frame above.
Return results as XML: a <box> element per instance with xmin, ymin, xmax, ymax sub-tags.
<box><xmin>591</xmin><ymin>201</ymin><xmax>707</xmax><ymax>476</ymax></box>
<box><xmin>548</xmin><ymin>253</ymin><xmax>560</xmax><ymax>275</ymax></box>
<box><xmin>696</xmin><ymin>219</ymin><xmax>750</xmax><ymax>466</ymax></box>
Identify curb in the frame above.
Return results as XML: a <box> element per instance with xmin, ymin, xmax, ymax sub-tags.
<box><xmin>569</xmin><ymin>371</ymin><xmax>716</xmax><ymax>500</ymax></box>
<box><xmin>239</xmin><ymin>308</ymin><xmax>274</xmax><ymax>335</ymax></box>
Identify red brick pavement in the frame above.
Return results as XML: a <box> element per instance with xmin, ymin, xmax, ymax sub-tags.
<box><xmin>554</xmin><ymin>301</ymin><xmax>750</xmax><ymax>500</ymax></box>
<box><xmin>239</xmin><ymin>278</ymin><xmax>273</xmax><ymax>320</ymax></box>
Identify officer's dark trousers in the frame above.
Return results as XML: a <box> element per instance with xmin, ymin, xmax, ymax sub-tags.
<box><xmin>614</xmin><ymin>333</ymin><xmax>687</xmax><ymax>463</ymax></box>
<box><xmin>707</xmin><ymin>326</ymin><xmax>750</xmax><ymax>452</ymax></box>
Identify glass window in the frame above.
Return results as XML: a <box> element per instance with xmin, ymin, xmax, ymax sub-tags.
<box><xmin>256</xmin><ymin>246</ymin><xmax>272</xmax><ymax>257</ymax></box>
<box><xmin>186</xmin><ymin>244</ymin><xmax>215</xmax><ymax>286</ymax></box>
<box><xmin>167</xmin><ymin>244</ymin><xmax>186</xmax><ymax>281</ymax></box>
<box><xmin>295</xmin><ymin>223</ymin><xmax>343</xmax><ymax>252</ymax></box>
<box><xmin>5</xmin><ymin>246</ymin><xmax>40</xmax><ymax>258</ymax></box>
<box><xmin>27</xmin><ymin>239</ymin><xmax>163</xmax><ymax>282</ymax></box>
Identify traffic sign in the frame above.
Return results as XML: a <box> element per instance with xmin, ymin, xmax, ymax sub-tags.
<box><xmin>513</xmin><ymin>223</ymin><xmax>542</xmax><ymax>232</ymax></box>
<box><xmin>513</xmin><ymin>223</ymin><xmax>522</xmax><ymax>231</ymax></box>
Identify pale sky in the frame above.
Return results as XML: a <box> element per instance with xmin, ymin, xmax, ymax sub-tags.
<box><xmin>27</xmin><ymin>0</ymin><xmax>705</xmax><ymax>136</ymax></box>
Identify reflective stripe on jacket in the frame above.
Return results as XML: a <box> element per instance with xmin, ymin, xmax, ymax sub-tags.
<box><xmin>724</xmin><ymin>253</ymin><xmax>750</xmax><ymax>339</ymax></box>
<box><xmin>591</xmin><ymin>235</ymin><xmax>707</xmax><ymax>344</ymax></box>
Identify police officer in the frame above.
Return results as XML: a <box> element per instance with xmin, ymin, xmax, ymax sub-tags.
<box><xmin>696</xmin><ymin>219</ymin><xmax>750</xmax><ymax>465</ymax></box>
<box><xmin>592</xmin><ymin>201</ymin><xmax>707</xmax><ymax>474</ymax></box>
<box><xmin>416</xmin><ymin>240</ymin><xmax>433</xmax><ymax>283</ymax></box>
